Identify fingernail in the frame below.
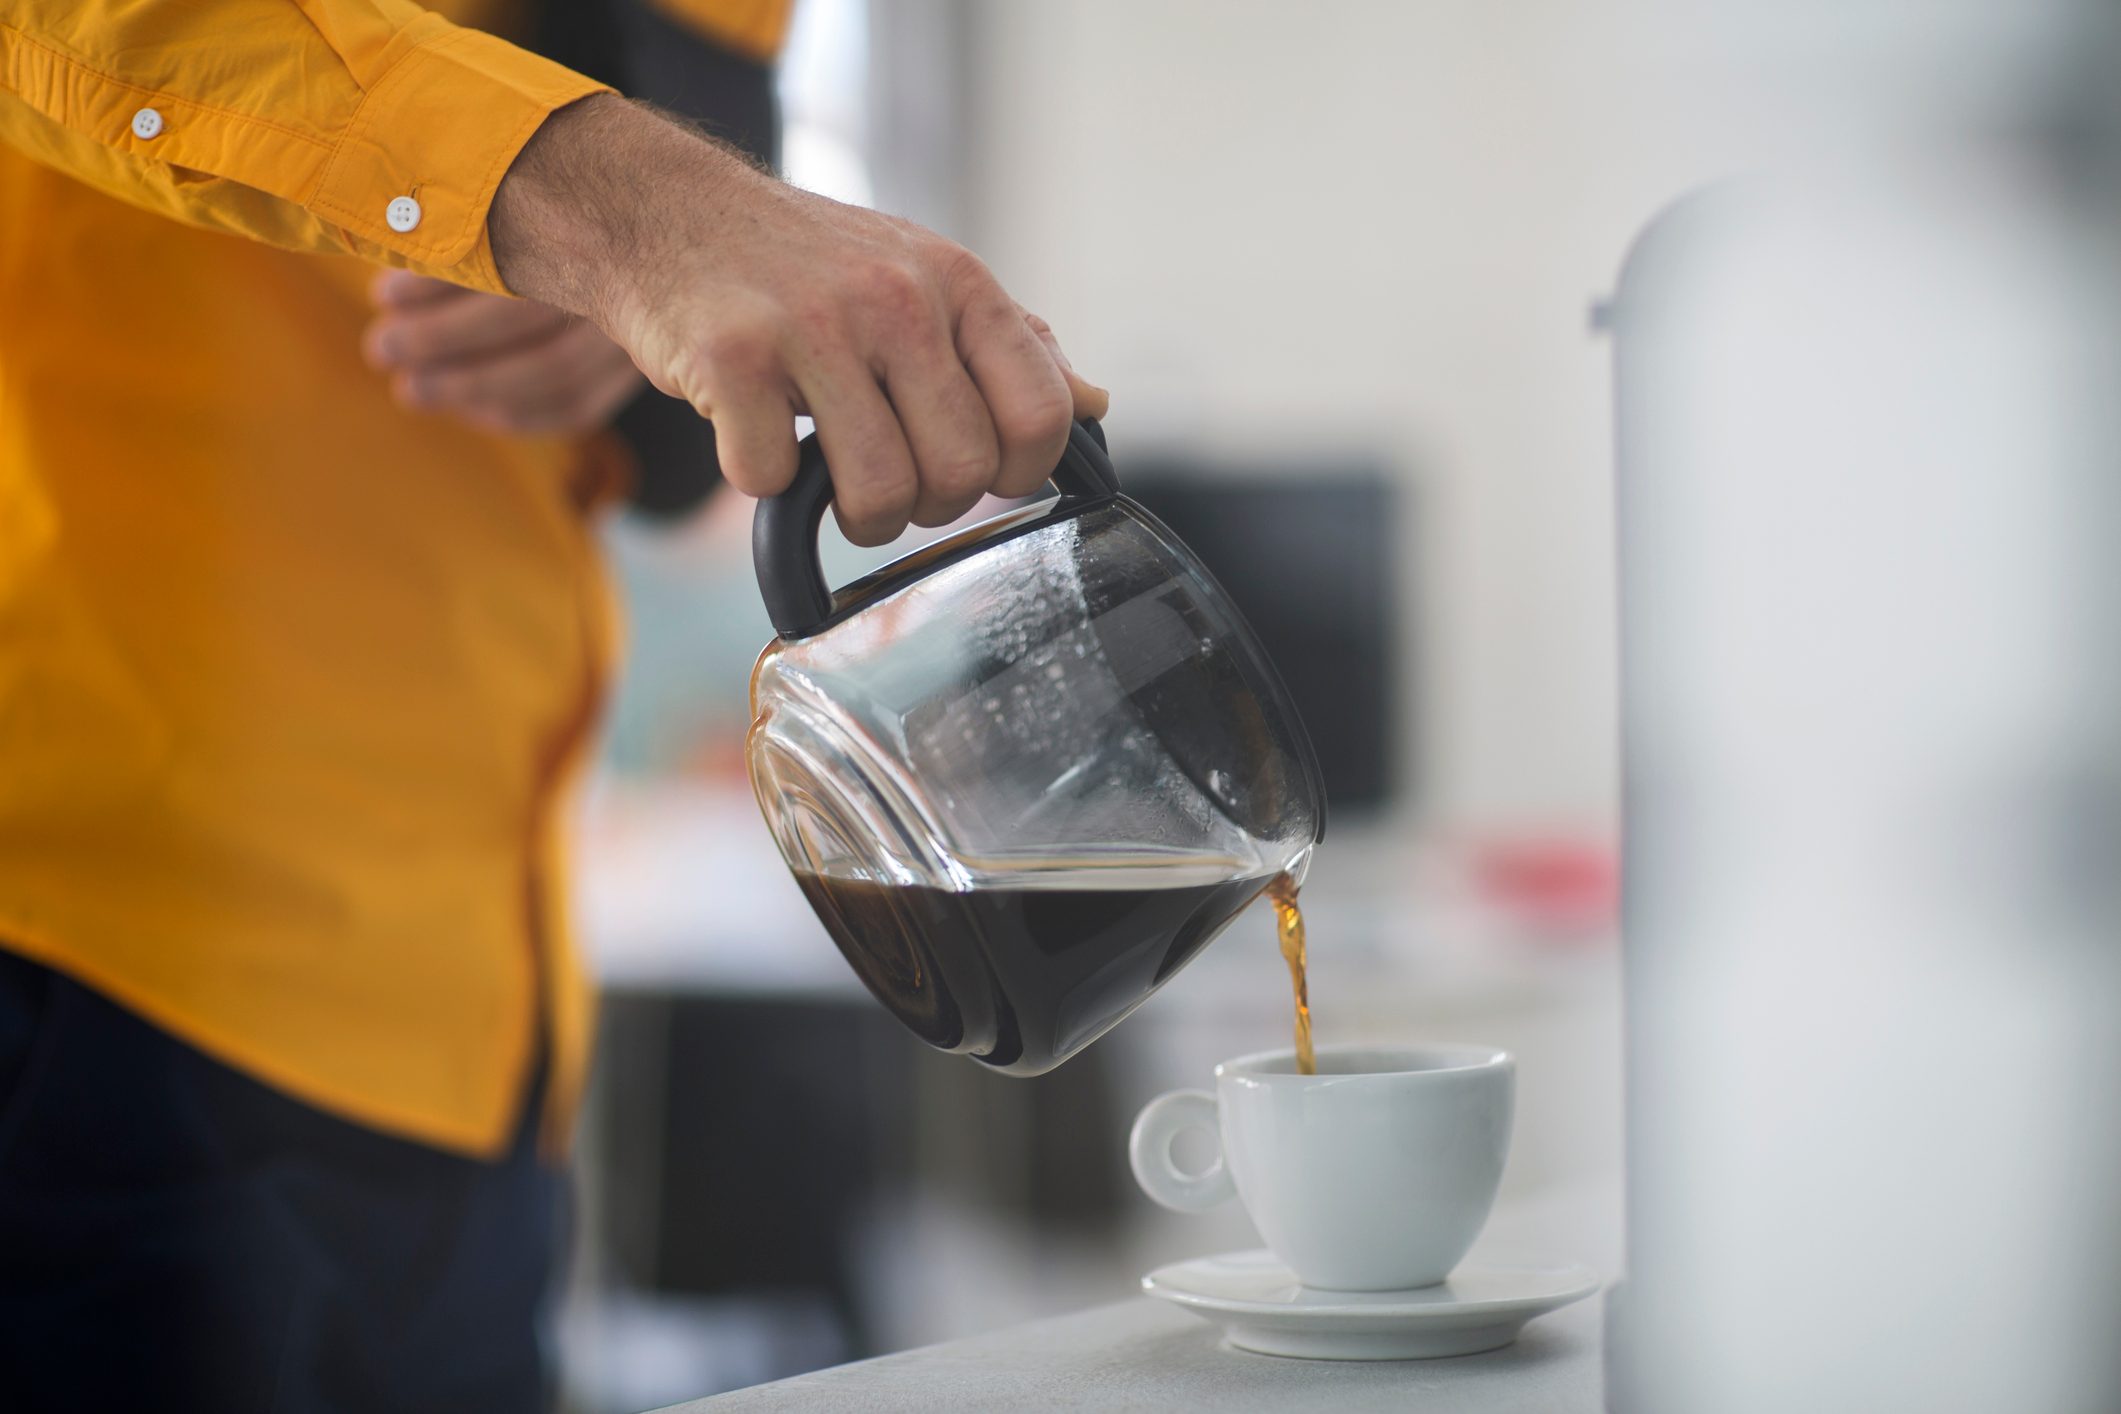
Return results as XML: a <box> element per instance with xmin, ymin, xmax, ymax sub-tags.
<box><xmin>397</xmin><ymin>373</ymin><xmax>431</xmax><ymax>407</ymax></box>
<box><xmin>368</xmin><ymin>328</ymin><xmax>403</xmax><ymax>368</ymax></box>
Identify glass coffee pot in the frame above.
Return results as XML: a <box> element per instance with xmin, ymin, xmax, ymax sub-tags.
<box><xmin>747</xmin><ymin>420</ymin><xmax>1325</xmax><ymax>1074</ymax></box>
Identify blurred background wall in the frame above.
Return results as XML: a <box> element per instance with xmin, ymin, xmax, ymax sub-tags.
<box><xmin>614</xmin><ymin>0</ymin><xmax>1695</xmax><ymax>834</ymax></box>
<box><xmin>951</xmin><ymin>0</ymin><xmax>1640</xmax><ymax>830</ymax></box>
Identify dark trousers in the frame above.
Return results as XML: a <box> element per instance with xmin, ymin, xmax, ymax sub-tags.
<box><xmin>0</xmin><ymin>950</ymin><xmax>565</xmax><ymax>1413</ymax></box>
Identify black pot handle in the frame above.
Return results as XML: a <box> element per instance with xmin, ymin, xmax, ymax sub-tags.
<box><xmin>752</xmin><ymin>418</ymin><xmax>1119</xmax><ymax>640</ymax></box>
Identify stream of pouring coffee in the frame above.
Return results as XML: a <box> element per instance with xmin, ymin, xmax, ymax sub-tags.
<box><xmin>1266</xmin><ymin>873</ymin><xmax>1315</xmax><ymax>1075</ymax></box>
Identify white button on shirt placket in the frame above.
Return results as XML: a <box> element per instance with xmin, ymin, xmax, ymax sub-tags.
<box><xmin>131</xmin><ymin>107</ymin><xmax>164</xmax><ymax>140</ymax></box>
<box><xmin>386</xmin><ymin>196</ymin><xmax>422</xmax><ymax>234</ymax></box>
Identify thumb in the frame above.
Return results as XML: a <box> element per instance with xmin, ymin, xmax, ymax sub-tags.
<box><xmin>370</xmin><ymin>268</ymin><xmax>467</xmax><ymax>311</ymax></box>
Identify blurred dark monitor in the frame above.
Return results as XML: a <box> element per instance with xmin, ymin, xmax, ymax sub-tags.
<box><xmin>1124</xmin><ymin>461</ymin><xmax>1402</xmax><ymax>817</ymax></box>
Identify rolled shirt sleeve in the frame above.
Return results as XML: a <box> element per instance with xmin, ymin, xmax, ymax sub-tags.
<box><xmin>0</xmin><ymin>1</ymin><xmax>610</xmax><ymax>293</ymax></box>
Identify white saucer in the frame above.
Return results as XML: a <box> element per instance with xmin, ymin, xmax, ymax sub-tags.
<box><xmin>1142</xmin><ymin>1250</ymin><xmax>1599</xmax><ymax>1360</ymax></box>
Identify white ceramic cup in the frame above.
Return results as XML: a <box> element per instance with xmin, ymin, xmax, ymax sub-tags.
<box><xmin>1129</xmin><ymin>1043</ymin><xmax>1514</xmax><ymax>1291</ymax></box>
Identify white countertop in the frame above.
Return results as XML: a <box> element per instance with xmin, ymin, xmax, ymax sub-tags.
<box><xmin>659</xmin><ymin>1289</ymin><xmax>1602</xmax><ymax>1413</ymax></box>
<box><xmin>657</xmin><ymin>1176</ymin><xmax>1620</xmax><ymax>1413</ymax></box>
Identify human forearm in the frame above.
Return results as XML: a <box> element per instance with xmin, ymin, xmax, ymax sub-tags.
<box><xmin>487</xmin><ymin>93</ymin><xmax>1108</xmax><ymax>544</ymax></box>
<box><xmin>487</xmin><ymin>96</ymin><xmax>736</xmax><ymax>331</ymax></box>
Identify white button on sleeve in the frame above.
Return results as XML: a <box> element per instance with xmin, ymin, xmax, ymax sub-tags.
<box><xmin>131</xmin><ymin>108</ymin><xmax>164</xmax><ymax>140</ymax></box>
<box><xmin>385</xmin><ymin>196</ymin><xmax>423</xmax><ymax>234</ymax></box>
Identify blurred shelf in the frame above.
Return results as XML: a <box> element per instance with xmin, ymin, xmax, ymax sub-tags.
<box><xmin>577</xmin><ymin>777</ymin><xmax>866</xmax><ymax>999</ymax></box>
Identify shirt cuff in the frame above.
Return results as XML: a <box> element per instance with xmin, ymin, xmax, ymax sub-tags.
<box><xmin>308</xmin><ymin>24</ymin><xmax>610</xmax><ymax>295</ymax></box>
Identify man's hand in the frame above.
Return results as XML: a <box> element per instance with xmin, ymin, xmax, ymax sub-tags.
<box><xmin>362</xmin><ymin>271</ymin><xmax>645</xmax><ymax>437</ymax></box>
<box><xmin>488</xmin><ymin>94</ymin><xmax>1109</xmax><ymax>546</ymax></box>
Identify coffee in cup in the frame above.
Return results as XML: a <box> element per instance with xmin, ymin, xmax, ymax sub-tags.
<box><xmin>1129</xmin><ymin>1043</ymin><xmax>1514</xmax><ymax>1291</ymax></box>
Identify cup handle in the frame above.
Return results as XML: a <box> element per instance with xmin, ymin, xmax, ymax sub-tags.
<box><xmin>1128</xmin><ymin>1089</ymin><xmax>1235</xmax><ymax>1213</ymax></box>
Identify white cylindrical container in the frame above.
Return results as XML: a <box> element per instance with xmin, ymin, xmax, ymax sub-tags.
<box><xmin>1605</xmin><ymin>138</ymin><xmax>2121</xmax><ymax>1414</ymax></box>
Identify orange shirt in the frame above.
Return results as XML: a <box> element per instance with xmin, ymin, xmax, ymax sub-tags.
<box><xmin>0</xmin><ymin>0</ymin><xmax>787</xmax><ymax>1157</ymax></box>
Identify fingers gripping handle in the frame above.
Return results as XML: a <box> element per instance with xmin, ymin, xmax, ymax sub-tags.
<box><xmin>751</xmin><ymin>418</ymin><xmax>1118</xmax><ymax>641</ymax></box>
<box><xmin>1129</xmin><ymin>1089</ymin><xmax>1235</xmax><ymax>1213</ymax></box>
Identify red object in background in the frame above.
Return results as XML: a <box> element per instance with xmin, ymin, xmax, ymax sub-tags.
<box><xmin>682</xmin><ymin>733</ymin><xmax>755</xmax><ymax>785</ymax></box>
<box><xmin>1471</xmin><ymin>838</ymin><xmax>1619</xmax><ymax>938</ymax></box>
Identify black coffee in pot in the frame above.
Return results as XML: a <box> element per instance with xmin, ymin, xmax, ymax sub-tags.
<box><xmin>793</xmin><ymin>870</ymin><xmax>1270</xmax><ymax>1075</ymax></box>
